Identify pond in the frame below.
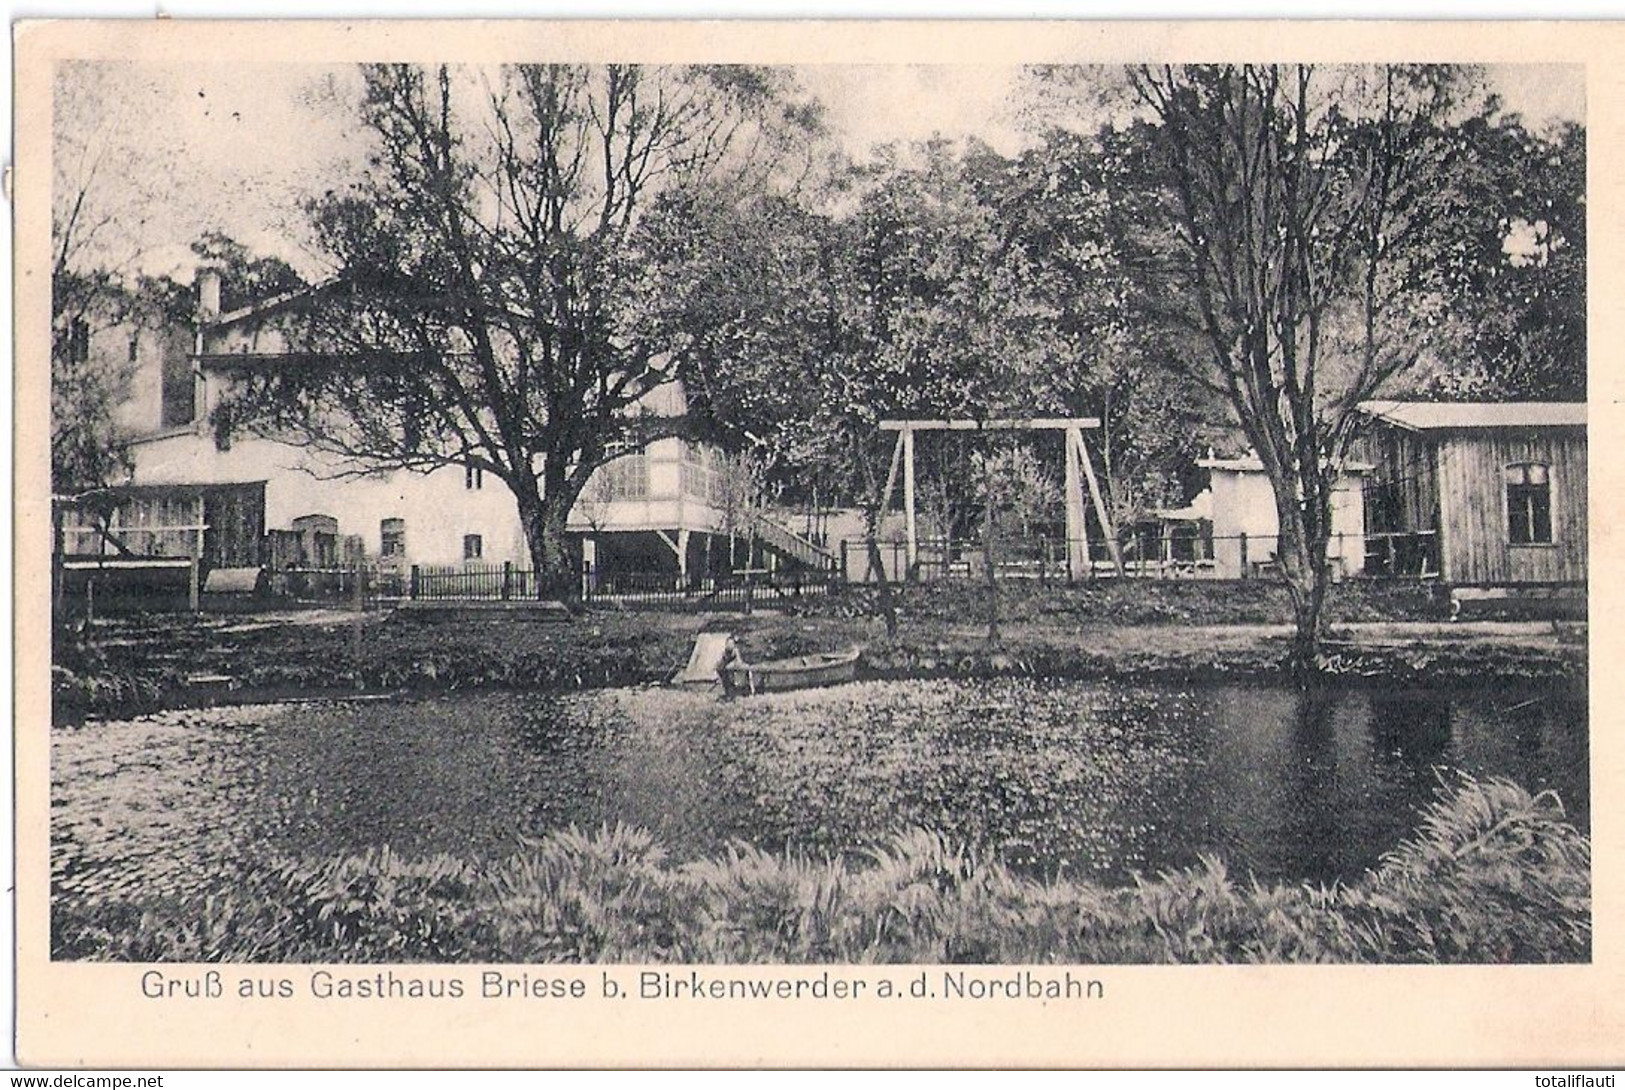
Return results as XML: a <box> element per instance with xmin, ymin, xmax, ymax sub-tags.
<box><xmin>52</xmin><ymin>676</ymin><xmax>1588</xmax><ymax>905</ymax></box>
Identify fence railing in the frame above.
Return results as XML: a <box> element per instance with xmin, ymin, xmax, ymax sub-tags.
<box><xmin>837</xmin><ymin>531</ymin><xmax>1390</xmax><ymax>584</ymax></box>
<box><xmin>268</xmin><ymin>565</ymin><xmax>405</xmax><ymax>608</ymax></box>
<box><xmin>405</xmin><ymin>561</ymin><xmax>841</xmax><ymax>610</ymax></box>
<box><xmin>407</xmin><ymin>562</ymin><xmax>537</xmax><ymax>602</ymax></box>
<box><xmin>582</xmin><ymin>564</ymin><xmax>840</xmax><ymax>610</ymax></box>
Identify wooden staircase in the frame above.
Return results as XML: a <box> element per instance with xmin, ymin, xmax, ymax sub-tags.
<box><xmin>746</xmin><ymin>511</ymin><xmax>837</xmax><ymax>571</ymax></box>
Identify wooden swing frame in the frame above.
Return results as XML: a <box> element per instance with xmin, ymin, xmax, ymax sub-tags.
<box><xmin>876</xmin><ymin>417</ymin><xmax>1124</xmax><ymax>580</ymax></box>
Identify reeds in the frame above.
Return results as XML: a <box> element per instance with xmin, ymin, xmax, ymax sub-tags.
<box><xmin>53</xmin><ymin>775</ymin><xmax>1588</xmax><ymax>964</ymax></box>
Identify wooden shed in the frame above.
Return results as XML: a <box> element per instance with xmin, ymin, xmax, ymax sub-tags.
<box><xmin>59</xmin><ymin>481</ymin><xmax>267</xmax><ymax>573</ymax></box>
<box><xmin>1355</xmin><ymin>401</ymin><xmax>1586</xmax><ymax>586</ymax></box>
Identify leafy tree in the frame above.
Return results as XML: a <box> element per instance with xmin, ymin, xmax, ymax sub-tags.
<box><xmin>649</xmin><ymin>131</ymin><xmax>1213</xmax><ymax>606</ymax></box>
<box><xmin>1123</xmin><ymin>64</ymin><xmax>1476</xmax><ymax>666</ymax></box>
<box><xmin>222</xmin><ymin>63</ymin><xmax>817</xmax><ymax>595</ymax></box>
<box><xmin>995</xmin><ymin>127</ymin><xmax>1220</xmax><ymax>526</ymax></box>
<box><xmin>1414</xmin><ymin>116</ymin><xmax>1585</xmax><ymax>400</ymax></box>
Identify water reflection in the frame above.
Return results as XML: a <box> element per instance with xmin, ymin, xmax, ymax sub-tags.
<box><xmin>51</xmin><ymin>677</ymin><xmax>1589</xmax><ymax>905</ymax></box>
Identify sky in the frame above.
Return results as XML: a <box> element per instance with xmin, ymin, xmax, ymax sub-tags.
<box><xmin>55</xmin><ymin>61</ymin><xmax>1585</xmax><ymax>284</ymax></box>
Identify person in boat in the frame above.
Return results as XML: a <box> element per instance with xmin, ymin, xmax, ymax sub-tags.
<box><xmin>716</xmin><ymin>636</ymin><xmax>744</xmax><ymax>696</ymax></box>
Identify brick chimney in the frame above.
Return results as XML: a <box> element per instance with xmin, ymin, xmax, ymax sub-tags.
<box><xmin>195</xmin><ymin>264</ymin><xmax>224</xmax><ymax>322</ymax></box>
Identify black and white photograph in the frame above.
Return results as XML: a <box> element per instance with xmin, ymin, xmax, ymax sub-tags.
<box><xmin>16</xmin><ymin>16</ymin><xmax>1614</xmax><ymax>1070</ymax></box>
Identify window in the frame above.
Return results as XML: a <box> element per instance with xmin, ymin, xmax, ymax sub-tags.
<box><xmin>463</xmin><ymin>533</ymin><xmax>483</xmax><ymax>560</ymax></box>
<box><xmin>598</xmin><ymin>453</ymin><xmax>648</xmax><ymax>500</ymax></box>
<box><xmin>380</xmin><ymin>517</ymin><xmax>407</xmax><ymax>558</ymax></box>
<box><xmin>1506</xmin><ymin>463</ymin><xmax>1553</xmax><ymax>545</ymax></box>
<box><xmin>680</xmin><ymin>459</ymin><xmax>710</xmax><ymax>500</ymax></box>
<box><xmin>465</xmin><ymin>463</ymin><xmax>483</xmax><ymax>490</ymax></box>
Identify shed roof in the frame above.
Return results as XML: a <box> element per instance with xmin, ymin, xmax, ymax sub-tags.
<box><xmin>1358</xmin><ymin>400</ymin><xmax>1587</xmax><ymax>431</ymax></box>
<box><xmin>1196</xmin><ymin>455</ymin><xmax>1371</xmax><ymax>474</ymax></box>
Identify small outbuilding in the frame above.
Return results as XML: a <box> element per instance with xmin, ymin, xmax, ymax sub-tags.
<box><xmin>1355</xmin><ymin>401</ymin><xmax>1587</xmax><ymax>587</ymax></box>
<box><xmin>1195</xmin><ymin>455</ymin><xmax>1368</xmax><ymax>580</ymax></box>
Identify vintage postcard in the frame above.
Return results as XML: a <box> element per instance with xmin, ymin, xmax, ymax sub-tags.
<box><xmin>13</xmin><ymin>18</ymin><xmax>1623</xmax><ymax>1068</ymax></box>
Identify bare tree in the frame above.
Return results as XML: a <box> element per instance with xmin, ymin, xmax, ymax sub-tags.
<box><xmin>1130</xmin><ymin>64</ymin><xmax>1469</xmax><ymax>666</ymax></box>
<box><xmin>225</xmin><ymin>63</ymin><xmax>816</xmax><ymax>595</ymax></box>
<box><xmin>50</xmin><ymin>63</ymin><xmax>182</xmax><ymax>495</ymax></box>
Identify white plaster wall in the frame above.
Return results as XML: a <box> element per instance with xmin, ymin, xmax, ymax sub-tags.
<box><xmin>1209</xmin><ymin>468</ymin><xmax>1366</xmax><ymax>577</ymax></box>
<box><xmin>125</xmin><ymin>426</ymin><xmax>735</xmax><ymax>570</ymax></box>
<box><xmin>128</xmin><ymin>431</ymin><xmax>529</xmax><ymax>566</ymax></box>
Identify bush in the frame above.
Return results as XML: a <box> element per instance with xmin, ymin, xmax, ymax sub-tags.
<box><xmin>54</xmin><ymin>776</ymin><xmax>1588</xmax><ymax>964</ymax></box>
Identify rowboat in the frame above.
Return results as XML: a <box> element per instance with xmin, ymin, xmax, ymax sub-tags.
<box><xmin>719</xmin><ymin>646</ymin><xmax>862</xmax><ymax>695</ymax></box>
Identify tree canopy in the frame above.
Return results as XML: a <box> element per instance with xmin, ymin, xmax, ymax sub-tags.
<box><xmin>50</xmin><ymin>61</ymin><xmax>1584</xmax><ymax>635</ymax></box>
<box><xmin>219</xmin><ymin>62</ymin><xmax>822</xmax><ymax>591</ymax></box>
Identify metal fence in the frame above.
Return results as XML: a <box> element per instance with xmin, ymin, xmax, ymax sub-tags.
<box><xmin>405</xmin><ymin>561</ymin><xmax>841</xmax><ymax>610</ymax></box>
<box><xmin>837</xmin><ymin>530</ymin><xmax>1409</xmax><ymax>584</ymax></box>
<box><xmin>582</xmin><ymin>565</ymin><xmax>840</xmax><ymax>610</ymax></box>
<box><xmin>407</xmin><ymin>562</ymin><xmax>536</xmax><ymax>602</ymax></box>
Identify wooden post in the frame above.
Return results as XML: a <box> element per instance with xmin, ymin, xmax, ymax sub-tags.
<box><xmin>983</xmin><ymin>449</ymin><xmax>999</xmax><ymax>644</ymax></box>
<box><xmin>1063</xmin><ymin>428</ymin><xmax>1088</xmax><ymax>580</ymax></box>
<box><xmin>902</xmin><ymin>425</ymin><xmax>918</xmax><ymax>581</ymax></box>
<box><xmin>409</xmin><ymin>564</ymin><xmax>421</xmax><ymax>600</ymax></box>
<box><xmin>1239</xmin><ymin>533</ymin><xmax>1249</xmax><ymax>579</ymax></box>
<box><xmin>1072</xmin><ymin>428</ymin><xmax>1122</xmax><ymax>575</ymax></box>
<box><xmin>877</xmin><ymin>429</ymin><xmax>906</xmax><ymax>521</ymax></box>
<box><xmin>188</xmin><ymin>557</ymin><xmax>201</xmax><ymax>613</ymax></box>
<box><xmin>51</xmin><ymin>501</ymin><xmax>66</xmax><ymax>626</ymax></box>
<box><xmin>350</xmin><ymin>554</ymin><xmax>365</xmax><ymax>690</ymax></box>
<box><xmin>502</xmin><ymin>561</ymin><xmax>513</xmax><ymax>601</ymax></box>
<box><xmin>870</xmin><ymin>430</ymin><xmax>907</xmax><ymax>585</ymax></box>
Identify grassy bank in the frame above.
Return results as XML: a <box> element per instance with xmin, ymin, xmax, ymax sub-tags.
<box><xmin>51</xmin><ymin>579</ymin><xmax>1585</xmax><ymax>721</ymax></box>
<box><xmin>53</xmin><ymin>776</ymin><xmax>1589</xmax><ymax>964</ymax></box>
<box><xmin>802</xmin><ymin>577</ymin><xmax>1453</xmax><ymax>627</ymax></box>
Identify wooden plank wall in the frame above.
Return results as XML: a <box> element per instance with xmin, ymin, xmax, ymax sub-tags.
<box><xmin>1435</xmin><ymin>430</ymin><xmax>1587</xmax><ymax>585</ymax></box>
<box><xmin>202</xmin><ymin>482</ymin><xmax>268</xmax><ymax>569</ymax></box>
<box><xmin>1357</xmin><ymin>424</ymin><xmax>1440</xmax><ymax>534</ymax></box>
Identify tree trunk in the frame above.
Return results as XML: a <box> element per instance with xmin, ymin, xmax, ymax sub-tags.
<box><xmin>515</xmin><ymin>474</ymin><xmax>577</xmax><ymax>603</ymax></box>
<box><xmin>1280</xmin><ymin>547</ymin><xmax>1327</xmax><ymax>677</ymax></box>
<box><xmin>863</xmin><ymin>507</ymin><xmax>898</xmax><ymax>639</ymax></box>
<box><xmin>1270</xmin><ymin>485</ymin><xmax>1332</xmax><ymax>679</ymax></box>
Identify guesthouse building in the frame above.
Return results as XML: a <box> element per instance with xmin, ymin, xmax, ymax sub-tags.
<box><xmin>63</xmin><ymin>267</ymin><xmax>829</xmax><ymax>598</ymax></box>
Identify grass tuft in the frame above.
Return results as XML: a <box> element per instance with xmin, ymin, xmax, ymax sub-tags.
<box><xmin>53</xmin><ymin>776</ymin><xmax>1588</xmax><ymax>964</ymax></box>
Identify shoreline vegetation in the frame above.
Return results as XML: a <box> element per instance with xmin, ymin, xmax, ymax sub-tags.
<box><xmin>53</xmin><ymin>775</ymin><xmax>1589</xmax><ymax>964</ymax></box>
<box><xmin>53</xmin><ymin>581</ymin><xmax>1585</xmax><ymax>722</ymax></box>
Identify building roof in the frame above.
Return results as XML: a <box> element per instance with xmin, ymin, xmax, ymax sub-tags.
<box><xmin>1358</xmin><ymin>400</ymin><xmax>1587</xmax><ymax>431</ymax></box>
<box><xmin>1196</xmin><ymin>455</ymin><xmax>1371</xmax><ymax>475</ymax></box>
<box><xmin>204</xmin><ymin>279</ymin><xmax>340</xmax><ymax>329</ymax></box>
